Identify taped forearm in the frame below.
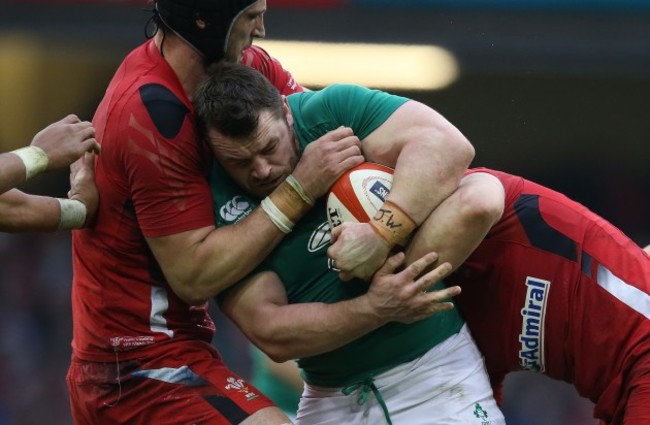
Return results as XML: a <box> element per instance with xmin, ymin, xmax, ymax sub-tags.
<box><xmin>260</xmin><ymin>174</ymin><xmax>314</xmax><ymax>233</ymax></box>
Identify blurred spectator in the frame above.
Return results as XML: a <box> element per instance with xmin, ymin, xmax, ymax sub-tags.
<box><xmin>0</xmin><ymin>232</ymin><xmax>73</xmax><ymax>425</ymax></box>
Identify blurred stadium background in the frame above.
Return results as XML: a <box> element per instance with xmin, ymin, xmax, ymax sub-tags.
<box><xmin>1</xmin><ymin>0</ymin><xmax>649</xmax><ymax>423</ymax></box>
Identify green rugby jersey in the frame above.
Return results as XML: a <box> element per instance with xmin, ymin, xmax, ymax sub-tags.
<box><xmin>211</xmin><ymin>84</ymin><xmax>464</xmax><ymax>388</ymax></box>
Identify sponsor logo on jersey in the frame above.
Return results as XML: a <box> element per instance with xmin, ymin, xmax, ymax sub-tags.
<box><xmin>327</xmin><ymin>207</ymin><xmax>343</xmax><ymax>228</ymax></box>
<box><xmin>369</xmin><ymin>181</ymin><xmax>390</xmax><ymax>202</ymax></box>
<box><xmin>220</xmin><ymin>195</ymin><xmax>253</xmax><ymax>223</ymax></box>
<box><xmin>224</xmin><ymin>376</ymin><xmax>259</xmax><ymax>401</ymax></box>
<box><xmin>308</xmin><ymin>221</ymin><xmax>331</xmax><ymax>252</ymax></box>
<box><xmin>518</xmin><ymin>276</ymin><xmax>550</xmax><ymax>373</ymax></box>
<box><xmin>110</xmin><ymin>335</ymin><xmax>155</xmax><ymax>350</ymax></box>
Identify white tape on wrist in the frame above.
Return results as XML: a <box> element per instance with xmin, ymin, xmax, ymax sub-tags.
<box><xmin>11</xmin><ymin>146</ymin><xmax>49</xmax><ymax>180</ymax></box>
<box><xmin>261</xmin><ymin>197</ymin><xmax>294</xmax><ymax>234</ymax></box>
<box><xmin>57</xmin><ymin>199</ymin><xmax>87</xmax><ymax>230</ymax></box>
<box><xmin>285</xmin><ymin>174</ymin><xmax>315</xmax><ymax>206</ymax></box>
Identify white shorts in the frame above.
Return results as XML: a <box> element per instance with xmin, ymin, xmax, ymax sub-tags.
<box><xmin>295</xmin><ymin>324</ymin><xmax>505</xmax><ymax>425</ymax></box>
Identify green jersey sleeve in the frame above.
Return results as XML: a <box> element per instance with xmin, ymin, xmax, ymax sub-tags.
<box><xmin>287</xmin><ymin>84</ymin><xmax>409</xmax><ymax>150</ymax></box>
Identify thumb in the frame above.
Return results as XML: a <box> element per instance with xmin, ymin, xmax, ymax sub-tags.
<box><xmin>83</xmin><ymin>152</ymin><xmax>96</xmax><ymax>175</ymax></box>
<box><xmin>330</xmin><ymin>223</ymin><xmax>342</xmax><ymax>244</ymax></box>
<box><xmin>82</xmin><ymin>138</ymin><xmax>101</xmax><ymax>155</ymax></box>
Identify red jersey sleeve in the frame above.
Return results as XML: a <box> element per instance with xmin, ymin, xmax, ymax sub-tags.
<box><xmin>116</xmin><ymin>90</ymin><xmax>214</xmax><ymax>238</ymax></box>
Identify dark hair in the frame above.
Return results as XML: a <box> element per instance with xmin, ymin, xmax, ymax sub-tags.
<box><xmin>194</xmin><ymin>62</ymin><xmax>284</xmax><ymax>142</ymax></box>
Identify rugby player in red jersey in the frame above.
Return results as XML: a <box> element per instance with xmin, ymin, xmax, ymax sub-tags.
<box><xmin>333</xmin><ymin>167</ymin><xmax>650</xmax><ymax>425</ymax></box>
<box><xmin>67</xmin><ymin>1</ymin><xmax>365</xmax><ymax>423</ymax></box>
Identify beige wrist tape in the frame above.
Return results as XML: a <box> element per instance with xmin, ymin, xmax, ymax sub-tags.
<box><xmin>260</xmin><ymin>176</ymin><xmax>313</xmax><ymax>233</ymax></box>
<box><xmin>57</xmin><ymin>199</ymin><xmax>87</xmax><ymax>230</ymax></box>
<box><xmin>261</xmin><ymin>197</ymin><xmax>293</xmax><ymax>233</ymax></box>
<box><xmin>370</xmin><ymin>200</ymin><xmax>417</xmax><ymax>247</ymax></box>
<box><xmin>12</xmin><ymin>146</ymin><xmax>49</xmax><ymax>180</ymax></box>
<box><xmin>285</xmin><ymin>174</ymin><xmax>315</xmax><ymax>206</ymax></box>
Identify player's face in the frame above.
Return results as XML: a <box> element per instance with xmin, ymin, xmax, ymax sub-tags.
<box><xmin>225</xmin><ymin>0</ymin><xmax>266</xmax><ymax>63</ymax></box>
<box><xmin>208</xmin><ymin>103</ymin><xmax>300</xmax><ymax>199</ymax></box>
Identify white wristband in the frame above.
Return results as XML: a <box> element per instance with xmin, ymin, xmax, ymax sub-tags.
<box><xmin>261</xmin><ymin>197</ymin><xmax>294</xmax><ymax>234</ymax></box>
<box><xmin>57</xmin><ymin>199</ymin><xmax>87</xmax><ymax>230</ymax></box>
<box><xmin>11</xmin><ymin>146</ymin><xmax>49</xmax><ymax>180</ymax></box>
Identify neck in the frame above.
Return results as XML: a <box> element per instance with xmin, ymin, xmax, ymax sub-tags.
<box><xmin>154</xmin><ymin>31</ymin><xmax>205</xmax><ymax>99</ymax></box>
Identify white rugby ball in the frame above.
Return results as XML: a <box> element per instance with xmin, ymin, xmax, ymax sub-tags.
<box><xmin>326</xmin><ymin>162</ymin><xmax>394</xmax><ymax>229</ymax></box>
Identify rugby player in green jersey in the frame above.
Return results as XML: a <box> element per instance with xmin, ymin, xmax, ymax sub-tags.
<box><xmin>195</xmin><ymin>62</ymin><xmax>505</xmax><ymax>425</ymax></box>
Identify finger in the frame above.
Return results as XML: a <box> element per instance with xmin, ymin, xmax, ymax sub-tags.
<box><xmin>318</xmin><ymin>126</ymin><xmax>354</xmax><ymax>143</ymax></box>
<box><xmin>416</xmin><ymin>262</ymin><xmax>453</xmax><ymax>292</ymax></box>
<box><xmin>82</xmin><ymin>152</ymin><xmax>97</xmax><ymax>174</ymax></box>
<box><xmin>62</xmin><ymin>114</ymin><xmax>81</xmax><ymax>124</ymax></box>
<box><xmin>336</xmin><ymin>143</ymin><xmax>362</xmax><ymax>160</ymax></box>
<box><xmin>422</xmin><ymin>284</ymin><xmax>461</xmax><ymax>302</ymax></box>
<box><xmin>337</xmin><ymin>155</ymin><xmax>365</xmax><ymax>172</ymax></box>
<box><xmin>81</xmin><ymin>138</ymin><xmax>101</xmax><ymax>155</ymax></box>
<box><xmin>415</xmin><ymin>268</ymin><xmax>454</xmax><ymax>296</ymax></box>
<box><xmin>334</xmin><ymin>135</ymin><xmax>362</xmax><ymax>151</ymax></box>
<box><xmin>339</xmin><ymin>271</ymin><xmax>354</xmax><ymax>282</ymax></box>
<box><xmin>330</xmin><ymin>224</ymin><xmax>343</xmax><ymax>242</ymax></box>
<box><xmin>400</xmin><ymin>252</ymin><xmax>439</xmax><ymax>281</ymax></box>
<box><xmin>330</xmin><ymin>126</ymin><xmax>354</xmax><ymax>138</ymax></box>
<box><xmin>430</xmin><ymin>302</ymin><xmax>455</xmax><ymax>313</ymax></box>
<box><xmin>75</xmin><ymin>123</ymin><xmax>96</xmax><ymax>139</ymax></box>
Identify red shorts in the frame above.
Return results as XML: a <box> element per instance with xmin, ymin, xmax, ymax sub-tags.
<box><xmin>66</xmin><ymin>340</ymin><xmax>275</xmax><ymax>425</ymax></box>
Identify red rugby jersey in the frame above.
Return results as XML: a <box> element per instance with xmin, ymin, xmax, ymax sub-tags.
<box><xmin>71</xmin><ymin>40</ymin><xmax>302</xmax><ymax>362</ymax></box>
<box><xmin>455</xmin><ymin>168</ymin><xmax>650</xmax><ymax>422</ymax></box>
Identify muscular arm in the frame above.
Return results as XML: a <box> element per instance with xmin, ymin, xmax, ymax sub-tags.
<box><xmin>222</xmin><ymin>252</ymin><xmax>458</xmax><ymax>362</ymax></box>
<box><xmin>147</xmin><ymin>211</ymin><xmax>286</xmax><ymax>305</ymax></box>
<box><xmin>0</xmin><ymin>153</ymin><xmax>29</xmax><ymax>196</ymax></box>
<box><xmin>363</xmin><ymin>100</ymin><xmax>474</xmax><ymax>223</ymax></box>
<box><xmin>0</xmin><ymin>115</ymin><xmax>98</xmax><ymax>196</ymax></box>
<box><xmin>147</xmin><ymin>127</ymin><xmax>364</xmax><ymax>305</ymax></box>
<box><xmin>329</xmin><ymin>100</ymin><xmax>475</xmax><ymax>280</ymax></box>
<box><xmin>405</xmin><ymin>172</ymin><xmax>505</xmax><ymax>272</ymax></box>
<box><xmin>0</xmin><ymin>189</ymin><xmax>61</xmax><ymax>232</ymax></box>
<box><xmin>0</xmin><ymin>141</ymin><xmax>98</xmax><ymax>232</ymax></box>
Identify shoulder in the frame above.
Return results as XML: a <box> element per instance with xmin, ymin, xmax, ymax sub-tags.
<box><xmin>137</xmin><ymin>83</ymin><xmax>190</xmax><ymax>139</ymax></box>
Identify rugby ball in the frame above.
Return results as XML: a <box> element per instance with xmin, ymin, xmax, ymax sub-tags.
<box><xmin>326</xmin><ymin>162</ymin><xmax>394</xmax><ymax>229</ymax></box>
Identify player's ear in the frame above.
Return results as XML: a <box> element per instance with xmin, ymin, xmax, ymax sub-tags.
<box><xmin>282</xmin><ymin>95</ymin><xmax>293</xmax><ymax>127</ymax></box>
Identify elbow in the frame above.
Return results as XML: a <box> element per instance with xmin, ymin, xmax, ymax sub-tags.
<box><xmin>460</xmin><ymin>137</ymin><xmax>475</xmax><ymax>166</ymax></box>
<box><xmin>168</xmin><ymin>267</ymin><xmax>239</xmax><ymax>306</ymax></box>
<box><xmin>448</xmin><ymin>133</ymin><xmax>474</xmax><ymax>170</ymax></box>
<box><xmin>254</xmin><ymin>334</ymin><xmax>298</xmax><ymax>363</ymax></box>
<box><xmin>264</xmin><ymin>349</ymin><xmax>293</xmax><ymax>364</ymax></box>
<box><xmin>169</xmin><ymin>279</ymin><xmax>212</xmax><ymax>306</ymax></box>
<box><xmin>457</xmin><ymin>181</ymin><xmax>504</xmax><ymax>228</ymax></box>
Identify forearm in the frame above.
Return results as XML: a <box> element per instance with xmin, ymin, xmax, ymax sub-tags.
<box><xmin>242</xmin><ymin>296</ymin><xmax>385</xmax><ymax>363</ymax></box>
<box><xmin>153</xmin><ymin>208</ymin><xmax>287</xmax><ymax>305</ymax></box>
<box><xmin>0</xmin><ymin>190</ymin><xmax>60</xmax><ymax>232</ymax></box>
<box><xmin>0</xmin><ymin>154</ymin><xmax>27</xmax><ymax>195</ymax></box>
<box><xmin>389</xmin><ymin>131</ymin><xmax>473</xmax><ymax>224</ymax></box>
<box><xmin>405</xmin><ymin>173</ymin><xmax>505</xmax><ymax>272</ymax></box>
<box><xmin>363</xmin><ymin>101</ymin><xmax>474</xmax><ymax>225</ymax></box>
